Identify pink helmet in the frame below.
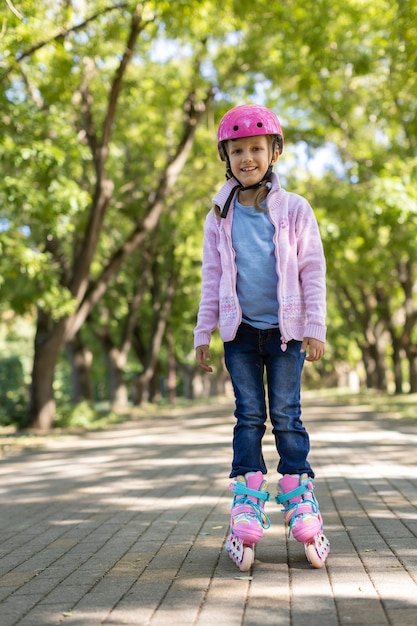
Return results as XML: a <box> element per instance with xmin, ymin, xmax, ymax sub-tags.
<box><xmin>217</xmin><ymin>104</ymin><xmax>284</xmax><ymax>157</ymax></box>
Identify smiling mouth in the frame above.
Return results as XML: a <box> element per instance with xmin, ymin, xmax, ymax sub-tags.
<box><xmin>241</xmin><ymin>166</ymin><xmax>257</xmax><ymax>172</ymax></box>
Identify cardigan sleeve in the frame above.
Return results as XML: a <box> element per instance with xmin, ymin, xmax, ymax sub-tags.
<box><xmin>295</xmin><ymin>199</ymin><xmax>327</xmax><ymax>341</ymax></box>
<box><xmin>193</xmin><ymin>211</ymin><xmax>222</xmax><ymax>348</ymax></box>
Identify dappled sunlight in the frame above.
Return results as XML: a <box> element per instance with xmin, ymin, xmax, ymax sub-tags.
<box><xmin>318</xmin><ymin>461</ymin><xmax>416</xmax><ymax>479</ymax></box>
<box><xmin>1</xmin><ymin>399</ymin><xmax>417</xmax><ymax>625</ymax></box>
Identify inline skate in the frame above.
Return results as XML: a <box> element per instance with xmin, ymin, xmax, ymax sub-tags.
<box><xmin>276</xmin><ymin>473</ymin><xmax>330</xmax><ymax>568</ymax></box>
<box><xmin>226</xmin><ymin>471</ymin><xmax>270</xmax><ymax>571</ymax></box>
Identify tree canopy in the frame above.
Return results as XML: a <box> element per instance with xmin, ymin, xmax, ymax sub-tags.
<box><xmin>1</xmin><ymin>0</ymin><xmax>416</xmax><ymax>429</ymax></box>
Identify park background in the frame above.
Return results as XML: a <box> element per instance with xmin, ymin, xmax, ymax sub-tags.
<box><xmin>0</xmin><ymin>0</ymin><xmax>416</xmax><ymax>431</ymax></box>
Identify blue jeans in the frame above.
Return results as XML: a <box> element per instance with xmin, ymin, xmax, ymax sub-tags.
<box><xmin>224</xmin><ymin>324</ymin><xmax>314</xmax><ymax>479</ymax></box>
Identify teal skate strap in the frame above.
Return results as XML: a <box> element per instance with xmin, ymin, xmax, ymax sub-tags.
<box><xmin>232</xmin><ymin>481</ymin><xmax>270</xmax><ymax>503</ymax></box>
<box><xmin>231</xmin><ymin>481</ymin><xmax>271</xmax><ymax>529</ymax></box>
<box><xmin>275</xmin><ymin>477</ymin><xmax>319</xmax><ymax>535</ymax></box>
<box><xmin>275</xmin><ymin>483</ymin><xmax>307</xmax><ymax>505</ymax></box>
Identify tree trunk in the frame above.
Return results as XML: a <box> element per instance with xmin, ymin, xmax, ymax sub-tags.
<box><xmin>65</xmin><ymin>334</ymin><xmax>93</xmax><ymax>403</ymax></box>
<box><xmin>181</xmin><ymin>365</ymin><xmax>195</xmax><ymax>400</ymax></box>
<box><xmin>149</xmin><ymin>365</ymin><xmax>162</xmax><ymax>403</ymax></box>
<box><xmin>406</xmin><ymin>346</ymin><xmax>417</xmax><ymax>393</ymax></box>
<box><xmin>107</xmin><ymin>347</ymin><xmax>129</xmax><ymax>411</ymax></box>
<box><xmin>359</xmin><ymin>342</ymin><xmax>387</xmax><ymax>391</ymax></box>
<box><xmin>389</xmin><ymin>340</ymin><xmax>403</xmax><ymax>394</ymax></box>
<box><xmin>166</xmin><ymin>326</ymin><xmax>177</xmax><ymax>405</ymax></box>
<box><xmin>28</xmin><ymin>312</ymin><xmax>66</xmax><ymax>431</ymax></box>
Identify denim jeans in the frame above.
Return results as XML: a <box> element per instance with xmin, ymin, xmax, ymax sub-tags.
<box><xmin>224</xmin><ymin>324</ymin><xmax>314</xmax><ymax>479</ymax></box>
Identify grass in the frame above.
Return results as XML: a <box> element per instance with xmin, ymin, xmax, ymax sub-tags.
<box><xmin>303</xmin><ymin>387</ymin><xmax>417</xmax><ymax>420</ymax></box>
<box><xmin>1</xmin><ymin>390</ymin><xmax>416</xmax><ymax>459</ymax></box>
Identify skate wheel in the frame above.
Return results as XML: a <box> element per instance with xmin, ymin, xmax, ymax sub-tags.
<box><xmin>226</xmin><ymin>534</ymin><xmax>255</xmax><ymax>571</ymax></box>
<box><xmin>305</xmin><ymin>533</ymin><xmax>330</xmax><ymax>569</ymax></box>
<box><xmin>239</xmin><ymin>546</ymin><xmax>254</xmax><ymax>572</ymax></box>
<box><xmin>305</xmin><ymin>542</ymin><xmax>324</xmax><ymax>568</ymax></box>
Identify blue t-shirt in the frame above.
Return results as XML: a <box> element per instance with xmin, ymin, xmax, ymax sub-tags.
<box><xmin>232</xmin><ymin>200</ymin><xmax>279</xmax><ymax>329</ymax></box>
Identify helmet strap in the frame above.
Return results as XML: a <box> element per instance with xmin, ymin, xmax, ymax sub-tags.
<box><xmin>220</xmin><ymin>164</ymin><xmax>274</xmax><ymax>219</ymax></box>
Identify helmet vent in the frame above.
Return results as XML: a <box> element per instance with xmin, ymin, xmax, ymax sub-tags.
<box><xmin>233</xmin><ymin>125</ymin><xmax>239</xmax><ymax>131</ymax></box>
<box><xmin>257</xmin><ymin>122</ymin><xmax>263</xmax><ymax>127</ymax></box>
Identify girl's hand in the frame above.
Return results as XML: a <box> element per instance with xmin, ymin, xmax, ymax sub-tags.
<box><xmin>195</xmin><ymin>345</ymin><xmax>213</xmax><ymax>372</ymax></box>
<box><xmin>301</xmin><ymin>338</ymin><xmax>325</xmax><ymax>362</ymax></box>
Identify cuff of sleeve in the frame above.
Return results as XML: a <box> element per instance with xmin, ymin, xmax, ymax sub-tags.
<box><xmin>194</xmin><ymin>332</ymin><xmax>211</xmax><ymax>349</ymax></box>
<box><xmin>304</xmin><ymin>324</ymin><xmax>327</xmax><ymax>343</ymax></box>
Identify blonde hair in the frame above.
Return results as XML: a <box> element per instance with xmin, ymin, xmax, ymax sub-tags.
<box><xmin>213</xmin><ymin>204</ymin><xmax>222</xmax><ymax>219</ymax></box>
<box><xmin>253</xmin><ymin>181</ymin><xmax>270</xmax><ymax>211</ymax></box>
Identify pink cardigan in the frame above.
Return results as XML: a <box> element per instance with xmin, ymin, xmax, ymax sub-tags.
<box><xmin>194</xmin><ymin>173</ymin><xmax>327</xmax><ymax>348</ymax></box>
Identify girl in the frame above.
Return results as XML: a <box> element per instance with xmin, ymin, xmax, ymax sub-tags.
<box><xmin>194</xmin><ymin>104</ymin><xmax>330</xmax><ymax>571</ymax></box>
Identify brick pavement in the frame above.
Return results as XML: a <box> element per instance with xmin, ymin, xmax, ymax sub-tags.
<box><xmin>0</xmin><ymin>394</ymin><xmax>417</xmax><ymax>626</ymax></box>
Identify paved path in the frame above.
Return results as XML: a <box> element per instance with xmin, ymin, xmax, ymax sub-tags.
<box><xmin>1</xmin><ymin>394</ymin><xmax>417</xmax><ymax>626</ymax></box>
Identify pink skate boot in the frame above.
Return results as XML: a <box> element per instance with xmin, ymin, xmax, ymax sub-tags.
<box><xmin>276</xmin><ymin>473</ymin><xmax>330</xmax><ymax>568</ymax></box>
<box><xmin>226</xmin><ymin>471</ymin><xmax>270</xmax><ymax>571</ymax></box>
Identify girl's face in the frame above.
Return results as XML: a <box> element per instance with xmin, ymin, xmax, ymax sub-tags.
<box><xmin>226</xmin><ymin>135</ymin><xmax>279</xmax><ymax>186</ymax></box>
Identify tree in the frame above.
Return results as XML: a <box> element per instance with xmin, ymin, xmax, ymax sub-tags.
<box><xmin>1</xmin><ymin>1</ymin><xmax>216</xmax><ymax>428</ymax></box>
<box><xmin>1</xmin><ymin>0</ymin><xmax>276</xmax><ymax>428</ymax></box>
<box><xmin>1</xmin><ymin>0</ymin><xmax>416</xmax><ymax>433</ymax></box>
<box><xmin>241</xmin><ymin>0</ymin><xmax>417</xmax><ymax>391</ymax></box>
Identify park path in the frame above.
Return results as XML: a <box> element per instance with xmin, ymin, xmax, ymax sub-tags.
<box><xmin>0</xmin><ymin>394</ymin><xmax>417</xmax><ymax>625</ymax></box>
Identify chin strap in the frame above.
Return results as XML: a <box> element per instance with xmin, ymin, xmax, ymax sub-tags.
<box><xmin>220</xmin><ymin>165</ymin><xmax>273</xmax><ymax>219</ymax></box>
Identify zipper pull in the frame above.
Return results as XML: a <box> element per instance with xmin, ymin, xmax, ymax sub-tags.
<box><xmin>280</xmin><ymin>337</ymin><xmax>287</xmax><ymax>352</ymax></box>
